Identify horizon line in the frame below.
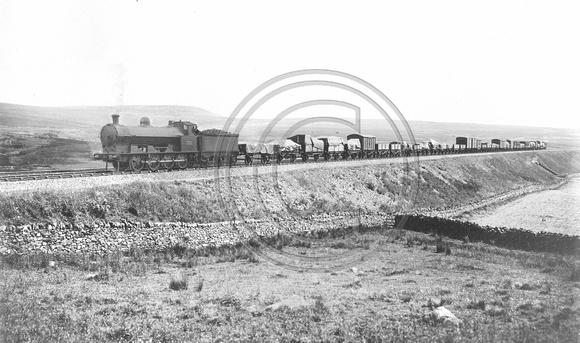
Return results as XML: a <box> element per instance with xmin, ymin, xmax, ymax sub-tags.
<box><xmin>0</xmin><ymin>101</ymin><xmax>575</xmax><ymax>131</ymax></box>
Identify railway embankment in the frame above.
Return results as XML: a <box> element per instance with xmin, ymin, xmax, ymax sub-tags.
<box><xmin>1</xmin><ymin>149</ymin><xmax>579</xmax><ymax>255</ymax></box>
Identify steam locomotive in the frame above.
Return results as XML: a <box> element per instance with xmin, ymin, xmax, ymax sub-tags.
<box><xmin>93</xmin><ymin>115</ymin><xmax>238</xmax><ymax>171</ymax></box>
<box><xmin>93</xmin><ymin>115</ymin><xmax>547</xmax><ymax>170</ymax></box>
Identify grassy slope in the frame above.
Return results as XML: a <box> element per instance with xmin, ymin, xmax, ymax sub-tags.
<box><xmin>1</xmin><ymin>150</ymin><xmax>579</xmax><ymax>227</ymax></box>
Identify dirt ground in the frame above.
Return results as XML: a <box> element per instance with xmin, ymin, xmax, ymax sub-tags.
<box><xmin>464</xmin><ymin>177</ymin><xmax>580</xmax><ymax>236</ymax></box>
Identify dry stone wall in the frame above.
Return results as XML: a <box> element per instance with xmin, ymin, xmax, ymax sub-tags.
<box><xmin>0</xmin><ymin>213</ymin><xmax>392</xmax><ymax>255</ymax></box>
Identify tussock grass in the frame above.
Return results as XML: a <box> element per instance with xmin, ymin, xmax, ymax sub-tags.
<box><xmin>169</xmin><ymin>271</ymin><xmax>188</xmax><ymax>291</ymax></box>
<box><xmin>467</xmin><ymin>300</ymin><xmax>486</xmax><ymax>310</ymax></box>
<box><xmin>330</xmin><ymin>241</ymin><xmax>356</xmax><ymax>249</ymax></box>
<box><xmin>194</xmin><ymin>278</ymin><xmax>204</xmax><ymax>292</ymax></box>
<box><xmin>569</xmin><ymin>264</ymin><xmax>580</xmax><ymax>282</ymax></box>
<box><xmin>209</xmin><ymin>294</ymin><xmax>241</xmax><ymax>309</ymax></box>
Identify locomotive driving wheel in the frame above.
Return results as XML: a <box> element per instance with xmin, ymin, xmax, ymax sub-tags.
<box><xmin>176</xmin><ymin>154</ymin><xmax>188</xmax><ymax>169</ymax></box>
<box><xmin>148</xmin><ymin>155</ymin><xmax>160</xmax><ymax>172</ymax></box>
<box><xmin>162</xmin><ymin>154</ymin><xmax>174</xmax><ymax>170</ymax></box>
<box><xmin>129</xmin><ymin>155</ymin><xmax>144</xmax><ymax>172</ymax></box>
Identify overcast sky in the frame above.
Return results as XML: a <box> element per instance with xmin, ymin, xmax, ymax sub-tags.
<box><xmin>1</xmin><ymin>0</ymin><xmax>578</xmax><ymax>129</ymax></box>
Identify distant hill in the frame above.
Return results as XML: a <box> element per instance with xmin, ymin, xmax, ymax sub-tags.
<box><xmin>238</xmin><ymin>119</ymin><xmax>580</xmax><ymax>149</ymax></box>
<box><xmin>0</xmin><ymin>103</ymin><xmax>226</xmax><ymax>130</ymax></box>
<box><xmin>1</xmin><ymin>102</ymin><xmax>578</xmax><ymax>149</ymax></box>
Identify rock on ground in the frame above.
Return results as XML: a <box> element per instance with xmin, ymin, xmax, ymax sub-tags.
<box><xmin>430</xmin><ymin>306</ymin><xmax>462</xmax><ymax>327</ymax></box>
<box><xmin>265</xmin><ymin>295</ymin><xmax>315</xmax><ymax>312</ymax></box>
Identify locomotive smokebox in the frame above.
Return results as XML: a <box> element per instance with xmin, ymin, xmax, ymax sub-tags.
<box><xmin>112</xmin><ymin>114</ymin><xmax>120</xmax><ymax>125</ymax></box>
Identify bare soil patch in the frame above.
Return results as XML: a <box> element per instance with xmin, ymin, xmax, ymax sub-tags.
<box><xmin>464</xmin><ymin>177</ymin><xmax>580</xmax><ymax>236</ymax></box>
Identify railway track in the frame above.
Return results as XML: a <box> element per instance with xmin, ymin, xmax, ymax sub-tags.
<box><xmin>0</xmin><ymin>155</ymin><xmax>401</xmax><ymax>183</ymax></box>
<box><xmin>0</xmin><ymin>148</ymin><xmax>549</xmax><ymax>183</ymax></box>
<box><xmin>0</xmin><ymin>160</ymin><xmax>303</xmax><ymax>183</ymax></box>
<box><xmin>0</xmin><ymin>162</ymin><xmax>253</xmax><ymax>183</ymax></box>
<box><xmin>0</xmin><ymin>169</ymin><xmax>116</xmax><ymax>182</ymax></box>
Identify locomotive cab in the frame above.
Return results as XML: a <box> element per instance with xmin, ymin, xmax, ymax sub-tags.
<box><xmin>168</xmin><ymin>120</ymin><xmax>199</xmax><ymax>152</ymax></box>
<box><xmin>169</xmin><ymin>120</ymin><xmax>198</xmax><ymax>135</ymax></box>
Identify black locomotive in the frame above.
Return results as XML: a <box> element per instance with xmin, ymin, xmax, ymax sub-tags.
<box><xmin>94</xmin><ymin>115</ymin><xmax>238</xmax><ymax>171</ymax></box>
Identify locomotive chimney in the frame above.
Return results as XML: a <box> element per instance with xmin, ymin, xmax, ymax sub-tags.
<box><xmin>112</xmin><ymin>114</ymin><xmax>120</xmax><ymax>125</ymax></box>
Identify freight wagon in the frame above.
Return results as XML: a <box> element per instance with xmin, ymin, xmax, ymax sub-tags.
<box><xmin>347</xmin><ymin>134</ymin><xmax>376</xmax><ymax>158</ymax></box>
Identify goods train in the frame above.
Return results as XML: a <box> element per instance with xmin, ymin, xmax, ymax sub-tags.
<box><xmin>93</xmin><ymin>115</ymin><xmax>547</xmax><ymax>170</ymax></box>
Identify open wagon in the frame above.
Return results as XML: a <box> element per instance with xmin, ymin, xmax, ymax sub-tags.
<box><xmin>238</xmin><ymin>141</ymin><xmax>279</xmax><ymax>165</ymax></box>
<box><xmin>287</xmin><ymin>134</ymin><xmax>325</xmax><ymax>162</ymax></box>
<box><xmin>317</xmin><ymin>136</ymin><xmax>345</xmax><ymax>160</ymax></box>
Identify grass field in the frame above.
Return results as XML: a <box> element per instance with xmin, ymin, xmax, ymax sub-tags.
<box><xmin>1</xmin><ymin>227</ymin><xmax>579</xmax><ymax>342</ymax></box>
